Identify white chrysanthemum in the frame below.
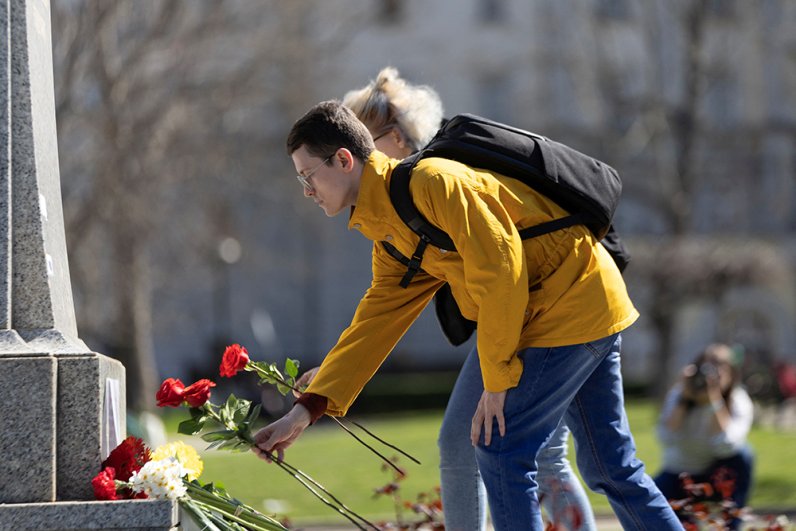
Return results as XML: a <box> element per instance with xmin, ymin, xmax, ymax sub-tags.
<box><xmin>129</xmin><ymin>457</ymin><xmax>188</xmax><ymax>500</ymax></box>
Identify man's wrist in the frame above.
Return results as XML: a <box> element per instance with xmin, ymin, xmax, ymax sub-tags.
<box><xmin>295</xmin><ymin>392</ymin><xmax>328</xmax><ymax>424</ymax></box>
<box><xmin>290</xmin><ymin>403</ymin><xmax>312</xmax><ymax>427</ymax></box>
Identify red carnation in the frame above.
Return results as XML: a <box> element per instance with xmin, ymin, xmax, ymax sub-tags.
<box><xmin>220</xmin><ymin>344</ymin><xmax>250</xmax><ymax>378</ymax></box>
<box><xmin>156</xmin><ymin>378</ymin><xmax>185</xmax><ymax>407</ymax></box>
<box><xmin>183</xmin><ymin>379</ymin><xmax>216</xmax><ymax>408</ymax></box>
<box><xmin>101</xmin><ymin>436</ymin><xmax>151</xmax><ymax>482</ymax></box>
<box><xmin>92</xmin><ymin>467</ymin><xmax>119</xmax><ymax>500</ymax></box>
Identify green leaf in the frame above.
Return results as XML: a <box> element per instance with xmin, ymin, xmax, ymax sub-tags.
<box><xmin>284</xmin><ymin>358</ymin><xmax>299</xmax><ymax>379</ymax></box>
<box><xmin>217</xmin><ymin>438</ymin><xmax>249</xmax><ymax>451</ymax></box>
<box><xmin>219</xmin><ymin>395</ymin><xmax>237</xmax><ymax>425</ymax></box>
<box><xmin>205</xmin><ymin>440</ymin><xmax>225</xmax><ymax>451</ymax></box>
<box><xmin>231</xmin><ymin>399</ymin><xmax>252</xmax><ymax>425</ymax></box>
<box><xmin>178</xmin><ymin>417</ymin><xmax>206</xmax><ymax>435</ymax></box>
<box><xmin>243</xmin><ymin>403</ymin><xmax>261</xmax><ymax>425</ymax></box>
<box><xmin>276</xmin><ymin>383</ymin><xmax>290</xmax><ymax>396</ymax></box>
<box><xmin>201</xmin><ymin>429</ymin><xmax>237</xmax><ymax>442</ymax></box>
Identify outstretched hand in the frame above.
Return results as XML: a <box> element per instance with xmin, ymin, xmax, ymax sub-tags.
<box><xmin>252</xmin><ymin>404</ymin><xmax>311</xmax><ymax>463</ymax></box>
<box><xmin>471</xmin><ymin>390</ymin><xmax>506</xmax><ymax>446</ymax></box>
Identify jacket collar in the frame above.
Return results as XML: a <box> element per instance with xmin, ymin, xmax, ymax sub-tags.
<box><xmin>348</xmin><ymin>150</ymin><xmax>397</xmax><ymax>232</ymax></box>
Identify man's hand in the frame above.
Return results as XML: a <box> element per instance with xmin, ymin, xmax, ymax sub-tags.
<box><xmin>252</xmin><ymin>404</ymin><xmax>311</xmax><ymax>463</ymax></box>
<box><xmin>471</xmin><ymin>390</ymin><xmax>506</xmax><ymax>446</ymax></box>
<box><xmin>292</xmin><ymin>366</ymin><xmax>320</xmax><ymax>398</ymax></box>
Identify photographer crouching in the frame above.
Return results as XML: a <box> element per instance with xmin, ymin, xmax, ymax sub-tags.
<box><xmin>654</xmin><ymin>343</ymin><xmax>755</xmax><ymax>529</ymax></box>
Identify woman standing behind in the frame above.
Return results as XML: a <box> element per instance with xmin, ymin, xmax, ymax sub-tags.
<box><xmin>338</xmin><ymin>66</ymin><xmax>597</xmax><ymax>531</ymax></box>
<box><xmin>655</xmin><ymin>343</ymin><xmax>754</xmax><ymax>529</ymax></box>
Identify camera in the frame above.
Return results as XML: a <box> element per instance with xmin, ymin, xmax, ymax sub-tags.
<box><xmin>684</xmin><ymin>362</ymin><xmax>718</xmax><ymax>392</ymax></box>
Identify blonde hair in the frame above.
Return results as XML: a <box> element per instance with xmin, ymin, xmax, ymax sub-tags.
<box><xmin>343</xmin><ymin>67</ymin><xmax>443</xmax><ymax>152</ymax></box>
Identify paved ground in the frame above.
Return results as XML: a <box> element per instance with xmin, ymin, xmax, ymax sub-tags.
<box><xmin>298</xmin><ymin>513</ymin><xmax>624</xmax><ymax>530</ymax></box>
<box><xmin>296</xmin><ymin>509</ymin><xmax>796</xmax><ymax>530</ymax></box>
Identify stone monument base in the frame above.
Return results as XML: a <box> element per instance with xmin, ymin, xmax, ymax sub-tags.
<box><xmin>0</xmin><ymin>351</ymin><xmax>126</xmax><ymax>503</ymax></box>
<box><xmin>0</xmin><ymin>499</ymin><xmax>179</xmax><ymax>530</ymax></box>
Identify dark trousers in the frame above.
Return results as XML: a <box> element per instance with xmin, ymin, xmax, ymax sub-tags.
<box><xmin>655</xmin><ymin>446</ymin><xmax>754</xmax><ymax>529</ymax></box>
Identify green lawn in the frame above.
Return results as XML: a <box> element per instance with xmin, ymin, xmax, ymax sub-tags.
<box><xmin>163</xmin><ymin>400</ymin><xmax>796</xmax><ymax>524</ymax></box>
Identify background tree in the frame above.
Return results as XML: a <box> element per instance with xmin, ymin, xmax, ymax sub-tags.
<box><xmin>52</xmin><ymin>0</ymin><xmax>363</xmax><ymax>411</ymax></box>
<box><xmin>588</xmin><ymin>0</ymin><xmax>791</xmax><ymax>394</ymax></box>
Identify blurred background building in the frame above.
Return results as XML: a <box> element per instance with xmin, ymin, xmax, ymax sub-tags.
<box><xmin>51</xmin><ymin>0</ymin><xmax>796</xmax><ymax>411</ymax></box>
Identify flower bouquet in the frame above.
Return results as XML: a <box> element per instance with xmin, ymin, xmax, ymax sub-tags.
<box><xmin>92</xmin><ymin>436</ymin><xmax>286</xmax><ymax>530</ymax></box>
<box><xmin>152</xmin><ymin>344</ymin><xmax>421</xmax><ymax>530</ymax></box>
<box><xmin>214</xmin><ymin>344</ymin><xmax>419</xmax><ymax>474</ymax></box>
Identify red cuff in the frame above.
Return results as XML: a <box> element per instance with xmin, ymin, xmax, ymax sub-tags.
<box><xmin>295</xmin><ymin>392</ymin><xmax>328</xmax><ymax>424</ymax></box>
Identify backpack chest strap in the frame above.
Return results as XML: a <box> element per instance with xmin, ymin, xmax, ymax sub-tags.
<box><xmin>384</xmin><ymin>213</ymin><xmax>586</xmax><ymax>289</ymax></box>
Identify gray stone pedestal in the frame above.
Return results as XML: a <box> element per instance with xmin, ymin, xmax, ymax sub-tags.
<box><xmin>0</xmin><ymin>354</ymin><xmax>57</xmax><ymax>503</ymax></box>
<box><xmin>0</xmin><ymin>0</ymin><xmax>177</xmax><ymax>528</ymax></box>
<box><xmin>0</xmin><ymin>352</ymin><xmax>126</xmax><ymax>504</ymax></box>
<box><xmin>0</xmin><ymin>500</ymin><xmax>179</xmax><ymax>531</ymax></box>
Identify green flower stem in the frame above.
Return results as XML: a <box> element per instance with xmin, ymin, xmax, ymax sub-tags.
<box><xmin>184</xmin><ymin>483</ymin><xmax>285</xmax><ymax>530</ymax></box>
<box><xmin>188</xmin><ymin>495</ymin><xmax>276</xmax><ymax>530</ymax></box>
<box><xmin>181</xmin><ymin>499</ymin><xmax>225</xmax><ymax>531</ymax></box>
<box><xmin>244</xmin><ymin>363</ymin><xmax>421</xmax><ymax>471</ymax></box>
<box><xmin>270</xmin><ymin>454</ymin><xmax>378</xmax><ymax>531</ymax></box>
<box><xmin>329</xmin><ymin>417</ymin><xmax>407</xmax><ymax>476</ymax></box>
<box><xmin>188</xmin><ymin>413</ymin><xmax>372</xmax><ymax>530</ymax></box>
<box><xmin>206</xmin><ymin>509</ymin><xmax>246</xmax><ymax>531</ymax></box>
<box><xmin>246</xmin><ymin>364</ymin><xmax>298</xmax><ymax>393</ymax></box>
<box><xmin>190</xmin><ymin>498</ymin><xmax>279</xmax><ymax>531</ymax></box>
<box><xmin>347</xmin><ymin>419</ymin><xmax>421</xmax><ymax>465</ymax></box>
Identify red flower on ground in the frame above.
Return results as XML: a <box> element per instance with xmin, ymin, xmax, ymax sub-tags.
<box><xmin>156</xmin><ymin>378</ymin><xmax>186</xmax><ymax>407</ymax></box>
<box><xmin>92</xmin><ymin>467</ymin><xmax>119</xmax><ymax>500</ymax></box>
<box><xmin>101</xmin><ymin>436</ymin><xmax>151</xmax><ymax>482</ymax></box>
<box><xmin>183</xmin><ymin>379</ymin><xmax>217</xmax><ymax>408</ymax></box>
<box><xmin>220</xmin><ymin>344</ymin><xmax>250</xmax><ymax>378</ymax></box>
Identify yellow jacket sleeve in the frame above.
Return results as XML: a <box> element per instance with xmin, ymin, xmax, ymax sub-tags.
<box><xmin>413</xmin><ymin>168</ymin><xmax>528</xmax><ymax>392</ymax></box>
<box><xmin>305</xmin><ymin>242</ymin><xmax>443</xmax><ymax>416</ymax></box>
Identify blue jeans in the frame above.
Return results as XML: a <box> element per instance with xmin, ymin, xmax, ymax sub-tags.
<box><xmin>439</xmin><ymin>345</ymin><xmax>596</xmax><ymax>531</ymax></box>
<box><xmin>475</xmin><ymin>334</ymin><xmax>683</xmax><ymax>531</ymax></box>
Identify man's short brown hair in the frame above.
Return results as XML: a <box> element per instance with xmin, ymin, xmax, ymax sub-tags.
<box><xmin>286</xmin><ymin>100</ymin><xmax>375</xmax><ymax>162</ymax></box>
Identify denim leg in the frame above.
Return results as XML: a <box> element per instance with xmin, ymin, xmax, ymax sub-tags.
<box><xmin>440</xmin><ymin>345</ymin><xmax>597</xmax><ymax>530</ymax></box>
<box><xmin>565</xmin><ymin>336</ymin><xmax>683</xmax><ymax>530</ymax></box>
<box><xmin>537</xmin><ymin>422</ymin><xmax>597</xmax><ymax>530</ymax></box>
<box><xmin>474</xmin><ymin>339</ymin><xmax>613</xmax><ymax>530</ymax></box>
<box><xmin>475</xmin><ymin>334</ymin><xmax>683</xmax><ymax>531</ymax></box>
<box><xmin>438</xmin><ymin>346</ymin><xmax>488</xmax><ymax>531</ymax></box>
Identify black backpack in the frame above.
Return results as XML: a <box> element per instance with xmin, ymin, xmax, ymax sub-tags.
<box><xmin>382</xmin><ymin>114</ymin><xmax>631</xmax><ymax>345</ymax></box>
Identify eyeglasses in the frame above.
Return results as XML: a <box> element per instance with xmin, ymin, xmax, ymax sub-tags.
<box><xmin>296</xmin><ymin>155</ymin><xmax>332</xmax><ymax>192</ymax></box>
<box><xmin>372</xmin><ymin>128</ymin><xmax>393</xmax><ymax>142</ymax></box>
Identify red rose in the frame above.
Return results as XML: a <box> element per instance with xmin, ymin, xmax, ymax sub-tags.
<box><xmin>182</xmin><ymin>379</ymin><xmax>216</xmax><ymax>408</ymax></box>
<box><xmin>102</xmin><ymin>436</ymin><xmax>150</xmax><ymax>482</ymax></box>
<box><xmin>92</xmin><ymin>467</ymin><xmax>119</xmax><ymax>500</ymax></box>
<box><xmin>220</xmin><ymin>344</ymin><xmax>250</xmax><ymax>378</ymax></box>
<box><xmin>156</xmin><ymin>378</ymin><xmax>185</xmax><ymax>407</ymax></box>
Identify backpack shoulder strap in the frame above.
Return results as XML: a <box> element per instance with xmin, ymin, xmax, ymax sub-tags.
<box><xmin>390</xmin><ymin>154</ymin><xmax>456</xmax><ymax>252</ymax></box>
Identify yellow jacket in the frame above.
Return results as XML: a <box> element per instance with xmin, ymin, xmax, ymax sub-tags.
<box><xmin>306</xmin><ymin>151</ymin><xmax>638</xmax><ymax>416</ymax></box>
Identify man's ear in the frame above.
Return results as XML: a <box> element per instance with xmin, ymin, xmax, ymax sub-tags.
<box><xmin>336</xmin><ymin>148</ymin><xmax>356</xmax><ymax>172</ymax></box>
